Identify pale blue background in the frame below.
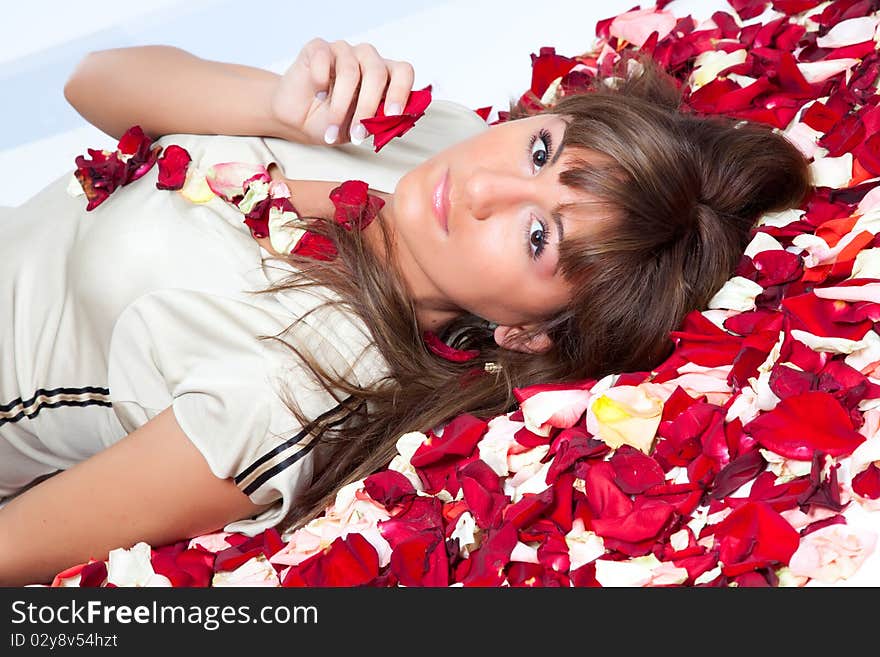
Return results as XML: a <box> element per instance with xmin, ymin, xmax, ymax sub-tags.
<box><xmin>0</xmin><ymin>0</ymin><xmax>726</xmax><ymax>206</ymax></box>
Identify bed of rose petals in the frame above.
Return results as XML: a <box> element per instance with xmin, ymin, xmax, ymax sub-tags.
<box><xmin>46</xmin><ymin>0</ymin><xmax>880</xmax><ymax>588</ymax></box>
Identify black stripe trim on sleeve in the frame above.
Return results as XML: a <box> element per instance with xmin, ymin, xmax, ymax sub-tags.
<box><xmin>238</xmin><ymin>410</ymin><xmax>354</xmax><ymax>496</ymax></box>
<box><xmin>0</xmin><ymin>398</ymin><xmax>113</xmax><ymax>427</ymax></box>
<box><xmin>0</xmin><ymin>386</ymin><xmax>110</xmax><ymax>413</ymax></box>
<box><xmin>234</xmin><ymin>395</ymin><xmax>357</xmax><ymax>483</ymax></box>
<box><xmin>241</xmin><ymin>439</ymin><xmax>320</xmax><ymax>496</ymax></box>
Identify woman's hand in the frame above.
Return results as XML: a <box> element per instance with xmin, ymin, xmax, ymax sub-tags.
<box><xmin>271</xmin><ymin>38</ymin><xmax>416</xmax><ymax>147</ymax></box>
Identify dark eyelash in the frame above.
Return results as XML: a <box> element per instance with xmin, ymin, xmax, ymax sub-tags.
<box><xmin>525</xmin><ymin>215</ymin><xmax>551</xmax><ymax>260</ymax></box>
<box><xmin>527</xmin><ymin>128</ymin><xmax>554</xmax><ymax>172</ymax></box>
<box><xmin>525</xmin><ymin>128</ymin><xmax>553</xmax><ymax>260</ymax></box>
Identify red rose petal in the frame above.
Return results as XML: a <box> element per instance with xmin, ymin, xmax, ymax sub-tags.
<box><xmin>461</xmin><ymin>523</ymin><xmax>519</xmax><ymax>587</ymax></box>
<box><xmin>155</xmin><ymin>144</ymin><xmax>191</xmax><ymax>191</ymax></box>
<box><xmin>852</xmin><ymin>463</ymin><xmax>880</xmax><ymax>499</ymax></box>
<box><xmin>328</xmin><ymin>179</ymin><xmax>385</xmax><ymax>231</ymax></box>
<box><xmin>529</xmin><ymin>46</ymin><xmax>577</xmax><ymax>98</ymax></box>
<box><xmin>361</xmin><ymin>85</ymin><xmax>433</xmax><ymax>152</ymax></box>
<box><xmin>744</xmin><ymin>391</ymin><xmax>865</xmax><ymax>459</ymax></box>
<box><xmin>458</xmin><ymin>459</ymin><xmax>508</xmax><ymax>529</ymax></box>
<box><xmin>609</xmin><ymin>445</ymin><xmax>667</xmax><ymax>494</ymax></box>
<box><xmin>390</xmin><ymin>529</ymin><xmax>449</xmax><ymax>587</ymax></box>
<box><xmin>423</xmin><ymin>330</ymin><xmax>480</xmax><ymax>362</ymax></box>
<box><xmin>410</xmin><ymin>414</ymin><xmax>487</xmax><ymax>467</ymax></box>
<box><xmin>709</xmin><ymin>501</ymin><xmax>800</xmax><ymax>572</ymax></box>
<box><xmin>363</xmin><ymin>470</ymin><xmax>417</xmax><ymax>507</ymax></box>
<box><xmin>283</xmin><ymin>534</ymin><xmax>379</xmax><ymax>587</ymax></box>
<box><xmin>78</xmin><ymin>561</ymin><xmax>108</xmax><ymax>587</ymax></box>
<box><xmin>291</xmin><ymin>231</ymin><xmax>337</xmax><ymax>261</ymax></box>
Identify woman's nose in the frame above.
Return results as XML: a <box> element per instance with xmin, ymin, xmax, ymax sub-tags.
<box><xmin>463</xmin><ymin>168</ymin><xmax>537</xmax><ymax>220</ymax></box>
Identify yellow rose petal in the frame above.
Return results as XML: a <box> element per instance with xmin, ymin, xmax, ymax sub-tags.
<box><xmin>178</xmin><ymin>172</ymin><xmax>215</xmax><ymax>204</ymax></box>
<box><xmin>592</xmin><ymin>395</ymin><xmax>631</xmax><ymax>423</ymax></box>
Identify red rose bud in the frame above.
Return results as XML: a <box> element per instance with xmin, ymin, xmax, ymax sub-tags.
<box><xmin>329</xmin><ymin>179</ymin><xmax>385</xmax><ymax>230</ymax></box>
<box><xmin>156</xmin><ymin>144</ymin><xmax>191</xmax><ymax>190</ymax></box>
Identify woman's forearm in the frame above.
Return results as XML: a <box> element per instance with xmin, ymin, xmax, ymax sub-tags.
<box><xmin>63</xmin><ymin>45</ymin><xmax>306</xmax><ymax>142</ymax></box>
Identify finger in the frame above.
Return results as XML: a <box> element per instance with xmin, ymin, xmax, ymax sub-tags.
<box><xmin>383</xmin><ymin>60</ymin><xmax>414</xmax><ymax>116</ymax></box>
<box><xmin>305</xmin><ymin>39</ymin><xmax>333</xmax><ymax>100</ymax></box>
<box><xmin>274</xmin><ymin>38</ymin><xmax>332</xmax><ymax>136</ymax></box>
<box><xmin>348</xmin><ymin>44</ymin><xmax>389</xmax><ymax>145</ymax></box>
<box><xmin>324</xmin><ymin>40</ymin><xmax>361</xmax><ymax>144</ymax></box>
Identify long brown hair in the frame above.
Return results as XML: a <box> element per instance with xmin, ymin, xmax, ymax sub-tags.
<box><xmin>258</xmin><ymin>55</ymin><xmax>812</xmax><ymax>531</ymax></box>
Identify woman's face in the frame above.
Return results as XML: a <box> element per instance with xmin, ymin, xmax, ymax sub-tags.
<box><xmin>387</xmin><ymin>112</ymin><xmax>599</xmax><ymax>330</ymax></box>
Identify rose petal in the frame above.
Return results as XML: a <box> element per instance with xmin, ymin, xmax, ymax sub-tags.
<box><xmin>744</xmin><ymin>391</ymin><xmax>865</xmax><ymax>460</ymax></box>
<box><xmin>361</xmin><ymin>85</ymin><xmax>433</xmax><ymax>152</ymax></box>
<box><xmin>155</xmin><ymin>144</ymin><xmax>191</xmax><ymax>191</ymax></box>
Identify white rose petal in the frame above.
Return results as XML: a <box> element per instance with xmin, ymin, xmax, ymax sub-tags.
<box><xmin>725</xmin><ymin>385</ymin><xmax>763</xmax><ymax>425</ymax></box>
<box><xmin>694</xmin><ymin>565</ymin><xmax>723</xmax><ymax>586</ymax></box>
<box><xmin>477</xmin><ymin>414</ymin><xmax>524</xmax><ymax>476</ymax></box>
<box><xmin>850</xmin><ymin>249</ymin><xmax>880</xmax><ymax>280</ymax></box>
<box><xmin>701</xmin><ymin>308</ymin><xmax>741</xmax><ymax>329</ymax></box>
<box><xmin>858</xmin><ymin>186</ymin><xmax>880</xmax><ymax>214</ymax></box>
<box><xmin>783</xmin><ymin>121</ymin><xmax>824</xmax><ymax>159</ymax></box>
<box><xmin>790</xmin><ymin>328</ymin><xmax>866</xmax><ymax>354</ymax></box>
<box><xmin>669</xmin><ymin>529</ymin><xmax>691</xmax><ymax>552</ymax></box>
<box><xmin>707</xmin><ymin>276</ymin><xmax>764</xmax><ymax>312</ymax></box>
<box><xmin>690</xmin><ymin>48</ymin><xmax>748</xmax><ymax>90</ymax></box>
<box><xmin>505</xmin><ymin>460</ymin><xmax>551</xmax><ymax>501</ymax></box>
<box><xmin>809</xmin><ymin>152</ymin><xmax>853</xmax><ymax>188</ymax></box>
<box><xmin>595</xmin><ymin>554</ymin><xmax>688</xmax><ymax>587</ymax></box>
<box><xmin>520</xmin><ymin>388</ymin><xmax>592</xmax><ymax>437</ymax></box>
<box><xmin>761</xmin><ymin>448</ymin><xmax>813</xmax><ymax>481</ymax></box>
<box><xmin>510</xmin><ymin>541</ymin><xmax>540</xmax><ymax>564</ymax></box>
<box><xmin>107</xmin><ymin>542</ymin><xmax>169</xmax><ymax>587</ymax></box>
<box><xmin>744</xmin><ymin>231</ymin><xmax>785</xmax><ymax>259</ymax></box>
<box><xmin>815</xmin><ymin>16</ymin><xmax>879</xmax><ymax>48</ymax></box>
<box><xmin>727</xmin><ymin>73</ymin><xmax>757</xmax><ymax>88</ymax></box>
<box><xmin>507</xmin><ymin>444</ymin><xmax>550</xmax><ymax>475</ymax></box>
<box><xmin>851</xmin><ymin>209</ymin><xmax>880</xmax><ymax>235</ymax></box>
<box><xmin>212</xmin><ymin>554</ymin><xmax>280</xmax><ymax>587</ymax></box>
<box><xmin>566</xmin><ymin>523</ymin><xmax>605</xmax><ymax>571</ymax></box>
<box><xmin>267</xmin><ymin>207</ymin><xmax>304</xmax><ymax>255</ymax></box>
<box><xmin>237</xmin><ymin>179</ymin><xmax>270</xmax><ymax>214</ymax></box>
<box><xmin>451</xmin><ymin>512</ymin><xmax>479</xmax><ymax>558</ymax></box>
<box><xmin>396</xmin><ymin>431</ymin><xmax>428</xmax><ymax>462</ymax></box>
<box><xmin>756</xmin><ymin>207</ymin><xmax>805</xmax><ymax>228</ymax></box>
<box><xmin>797</xmin><ymin>58</ymin><xmax>860</xmax><ymax>84</ymax></box>
<box><xmin>595</xmin><ymin>557</ymin><xmax>654</xmax><ymax>587</ymax></box>
<box><xmin>849</xmin><ymin>431</ymin><xmax>880</xmax><ymax>480</ymax></box>
<box><xmin>540</xmin><ymin>76</ymin><xmax>563</xmax><ymax>105</ymax></box>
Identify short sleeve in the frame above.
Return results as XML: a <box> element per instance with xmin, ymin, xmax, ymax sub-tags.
<box><xmin>107</xmin><ymin>287</ymin><xmax>384</xmax><ymax>535</ymax></box>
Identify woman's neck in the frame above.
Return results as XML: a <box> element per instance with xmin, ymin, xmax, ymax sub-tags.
<box><xmin>267</xmin><ymin>167</ymin><xmax>463</xmax><ymax>333</ymax></box>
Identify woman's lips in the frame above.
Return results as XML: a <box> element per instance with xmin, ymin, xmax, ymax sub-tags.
<box><xmin>433</xmin><ymin>169</ymin><xmax>450</xmax><ymax>234</ymax></box>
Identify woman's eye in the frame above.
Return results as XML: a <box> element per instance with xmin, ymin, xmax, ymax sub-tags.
<box><xmin>529</xmin><ymin>128</ymin><xmax>553</xmax><ymax>172</ymax></box>
<box><xmin>531</xmin><ymin>136</ymin><xmax>548</xmax><ymax>170</ymax></box>
<box><xmin>528</xmin><ymin>216</ymin><xmax>549</xmax><ymax>259</ymax></box>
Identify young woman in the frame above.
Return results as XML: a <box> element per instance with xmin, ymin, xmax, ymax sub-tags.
<box><xmin>0</xmin><ymin>39</ymin><xmax>811</xmax><ymax>585</ymax></box>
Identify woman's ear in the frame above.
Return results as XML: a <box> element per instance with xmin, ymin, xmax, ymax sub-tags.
<box><xmin>493</xmin><ymin>325</ymin><xmax>554</xmax><ymax>354</ymax></box>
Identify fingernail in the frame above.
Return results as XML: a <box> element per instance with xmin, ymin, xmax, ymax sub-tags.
<box><xmin>323</xmin><ymin>124</ymin><xmax>339</xmax><ymax>144</ymax></box>
<box><xmin>315</xmin><ymin>90</ymin><xmax>328</xmax><ymax>102</ymax></box>
<box><xmin>350</xmin><ymin>123</ymin><xmax>367</xmax><ymax>145</ymax></box>
<box><xmin>385</xmin><ymin>102</ymin><xmax>402</xmax><ymax>116</ymax></box>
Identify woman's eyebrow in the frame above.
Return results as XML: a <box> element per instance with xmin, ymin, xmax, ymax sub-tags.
<box><xmin>550</xmin><ymin>141</ymin><xmax>565</xmax><ymax>168</ymax></box>
<box><xmin>551</xmin><ymin>208</ymin><xmax>566</xmax><ymax>244</ymax></box>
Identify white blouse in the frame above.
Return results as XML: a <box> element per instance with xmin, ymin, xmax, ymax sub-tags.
<box><xmin>0</xmin><ymin>99</ymin><xmax>488</xmax><ymax>533</ymax></box>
